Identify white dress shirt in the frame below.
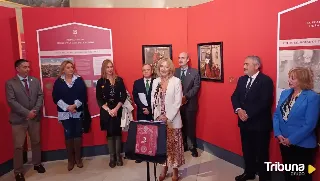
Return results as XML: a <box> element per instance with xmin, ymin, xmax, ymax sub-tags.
<box><xmin>17</xmin><ymin>74</ymin><xmax>29</xmax><ymax>88</ymax></box>
<box><xmin>246</xmin><ymin>71</ymin><xmax>259</xmax><ymax>88</ymax></box>
<box><xmin>144</xmin><ymin>77</ymin><xmax>152</xmax><ymax>86</ymax></box>
<box><xmin>235</xmin><ymin>71</ymin><xmax>260</xmax><ymax>113</ymax></box>
<box><xmin>57</xmin><ymin>74</ymin><xmax>82</xmax><ymax>121</ymax></box>
<box><xmin>180</xmin><ymin>66</ymin><xmax>188</xmax><ymax>77</ymax></box>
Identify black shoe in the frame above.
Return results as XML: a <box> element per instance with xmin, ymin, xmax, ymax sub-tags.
<box><xmin>135</xmin><ymin>160</ymin><xmax>142</xmax><ymax>163</ymax></box>
<box><xmin>184</xmin><ymin>145</ymin><xmax>189</xmax><ymax>152</ymax></box>
<box><xmin>15</xmin><ymin>173</ymin><xmax>25</xmax><ymax>181</ymax></box>
<box><xmin>235</xmin><ymin>173</ymin><xmax>255</xmax><ymax>181</ymax></box>
<box><xmin>191</xmin><ymin>148</ymin><xmax>198</xmax><ymax>157</ymax></box>
<box><xmin>34</xmin><ymin>164</ymin><xmax>46</xmax><ymax>173</ymax></box>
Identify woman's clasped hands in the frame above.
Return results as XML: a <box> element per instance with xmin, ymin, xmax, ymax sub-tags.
<box><xmin>277</xmin><ymin>135</ymin><xmax>291</xmax><ymax>146</ymax></box>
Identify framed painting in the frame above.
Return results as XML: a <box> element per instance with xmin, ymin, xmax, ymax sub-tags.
<box><xmin>197</xmin><ymin>42</ymin><xmax>224</xmax><ymax>82</ymax></box>
<box><xmin>142</xmin><ymin>44</ymin><xmax>173</xmax><ymax>77</ymax></box>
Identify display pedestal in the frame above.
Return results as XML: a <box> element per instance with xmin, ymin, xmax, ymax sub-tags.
<box><xmin>147</xmin><ymin>162</ymin><xmax>150</xmax><ymax>181</ymax></box>
<box><xmin>146</xmin><ymin>161</ymin><xmax>157</xmax><ymax>181</ymax></box>
<box><xmin>125</xmin><ymin>121</ymin><xmax>166</xmax><ymax>181</ymax></box>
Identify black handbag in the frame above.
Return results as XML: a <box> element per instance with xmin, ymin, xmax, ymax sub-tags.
<box><xmin>81</xmin><ymin>102</ymin><xmax>92</xmax><ymax>133</ymax></box>
<box><xmin>77</xmin><ymin>76</ymin><xmax>92</xmax><ymax>133</ymax></box>
<box><xmin>125</xmin><ymin>121</ymin><xmax>167</xmax><ymax>164</ymax></box>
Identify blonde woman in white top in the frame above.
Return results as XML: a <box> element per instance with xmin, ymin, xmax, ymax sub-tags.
<box><xmin>151</xmin><ymin>58</ymin><xmax>184</xmax><ymax>181</ymax></box>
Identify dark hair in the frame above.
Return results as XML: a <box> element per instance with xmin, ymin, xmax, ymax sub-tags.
<box><xmin>15</xmin><ymin>59</ymin><xmax>29</xmax><ymax>68</ymax></box>
<box><xmin>142</xmin><ymin>63</ymin><xmax>153</xmax><ymax>70</ymax></box>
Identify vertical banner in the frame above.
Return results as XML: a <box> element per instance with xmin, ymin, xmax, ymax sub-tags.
<box><xmin>37</xmin><ymin>22</ymin><xmax>113</xmax><ymax>118</ymax></box>
<box><xmin>277</xmin><ymin>0</ymin><xmax>320</xmax><ymax>102</ymax></box>
<box><xmin>20</xmin><ymin>33</ymin><xmax>26</xmax><ymax>59</ymax></box>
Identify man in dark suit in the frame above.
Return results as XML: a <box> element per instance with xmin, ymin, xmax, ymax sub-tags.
<box><xmin>174</xmin><ymin>52</ymin><xmax>201</xmax><ymax>157</ymax></box>
<box><xmin>231</xmin><ymin>56</ymin><xmax>274</xmax><ymax>181</ymax></box>
<box><xmin>5</xmin><ymin>59</ymin><xmax>46</xmax><ymax>181</ymax></box>
<box><xmin>132</xmin><ymin>64</ymin><xmax>154</xmax><ymax>163</ymax></box>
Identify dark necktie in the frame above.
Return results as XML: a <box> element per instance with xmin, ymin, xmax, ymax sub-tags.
<box><xmin>146</xmin><ymin>79</ymin><xmax>150</xmax><ymax>95</ymax></box>
<box><xmin>22</xmin><ymin>79</ymin><xmax>30</xmax><ymax>95</ymax></box>
<box><xmin>245</xmin><ymin>77</ymin><xmax>253</xmax><ymax>98</ymax></box>
<box><xmin>180</xmin><ymin>70</ymin><xmax>186</xmax><ymax>83</ymax></box>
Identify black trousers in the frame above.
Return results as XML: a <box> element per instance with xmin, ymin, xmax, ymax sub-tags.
<box><xmin>240</xmin><ymin>128</ymin><xmax>271</xmax><ymax>180</ymax></box>
<box><xmin>180</xmin><ymin>107</ymin><xmax>197</xmax><ymax>149</ymax></box>
<box><xmin>280</xmin><ymin>144</ymin><xmax>316</xmax><ymax>181</ymax></box>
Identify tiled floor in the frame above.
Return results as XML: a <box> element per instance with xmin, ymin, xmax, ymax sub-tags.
<box><xmin>0</xmin><ymin>150</ymin><xmax>259</xmax><ymax>181</ymax></box>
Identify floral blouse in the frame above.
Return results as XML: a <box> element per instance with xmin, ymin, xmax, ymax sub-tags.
<box><xmin>280</xmin><ymin>91</ymin><xmax>301</xmax><ymax>121</ymax></box>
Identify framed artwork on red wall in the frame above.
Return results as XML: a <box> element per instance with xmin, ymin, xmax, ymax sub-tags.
<box><xmin>197</xmin><ymin>42</ymin><xmax>224</xmax><ymax>83</ymax></box>
<box><xmin>142</xmin><ymin>44</ymin><xmax>173</xmax><ymax>78</ymax></box>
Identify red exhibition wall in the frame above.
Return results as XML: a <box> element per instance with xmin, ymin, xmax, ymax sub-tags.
<box><xmin>0</xmin><ymin>7</ymin><xmax>19</xmax><ymax>164</ymax></box>
<box><xmin>187</xmin><ymin>0</ymin><xmax>319</xmax><ymax>179</ymax></box>
<box><xmin>22</xmin><ymin>7</ymin><xmax>188</xmax><ymax>150</ymax></box>
<box><xmin>188</xmin><ymin>0</ymin><xmax>309</xmax><ymax>159</ymax></box>
<box><xmin>21</xmin><ymin>0</ymin><xmax>319</xmax><ymax>178</ymax></box>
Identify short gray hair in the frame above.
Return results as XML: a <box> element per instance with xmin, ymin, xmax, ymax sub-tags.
<box><xmin>246</xmin><ymin>55</ymin><xmax>262</xmax><ymax>69</ymax></box>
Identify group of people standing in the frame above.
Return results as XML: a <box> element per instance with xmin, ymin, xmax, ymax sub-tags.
<box><xmin>132</xmin><ymin>52</ymin><xmax>201</xmax><ymax>181</ymax></box>
<box><xmin>231</xmin><ymin>56</ymin><xmax>320</xmax><ymax>181</ymax></box>
<box><xmin>5</xmin><ymin>53</ymin><xmax>320</xmax><ymax>181</ymax></box>
<box><xmin>5</xmin><ymin>51</ymin><xmax>201</xmax><ymax>181</ymax></box>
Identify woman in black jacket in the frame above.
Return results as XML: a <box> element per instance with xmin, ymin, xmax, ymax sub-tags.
<box><xmin>96</xmin><ymin>59</ymin><xmax>126</xmax><ymax>168</ymax></box>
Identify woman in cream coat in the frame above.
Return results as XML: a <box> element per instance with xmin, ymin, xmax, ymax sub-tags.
<box><xmin>151</xmin><ymin>58</ymin><xmax>184</xmax><ymax>181</ymax></box>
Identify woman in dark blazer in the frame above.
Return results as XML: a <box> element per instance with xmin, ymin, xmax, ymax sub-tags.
<box><xmin>52</xmin><ymin>60</ymin><xmax>87</xmax><ymax>171</ymax></box>
<box><xmin>273</xmin><ymin>67</ymin><xmax>320</xmax><ymax>181</ymax></box>
<box><xmin>96</xmin><ymin>59</ymin><xmax>126</xmax><ymax>168</ymax></box>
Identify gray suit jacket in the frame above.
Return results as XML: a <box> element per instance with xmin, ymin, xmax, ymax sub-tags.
<box><xmin>174</xmin><ymin>67</ymin><xmax>200</xmax><ymax>111</ymax></box>
<box><xmin>5</xmin><ymin>76</ymin><xmax>44</xmax><ymax>125</ymax></box>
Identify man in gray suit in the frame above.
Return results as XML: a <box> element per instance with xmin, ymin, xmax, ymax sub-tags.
<box><xmin>174</xmin><ymin>52</ymin><xmax>201</xmax><ymax>157</ymax></box>
<box><xmin>5</xmin><ymin>59</ymin><xmax>46</xmax><ymax>181</ymax></box>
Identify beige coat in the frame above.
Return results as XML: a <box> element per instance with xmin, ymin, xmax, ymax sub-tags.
<box><xmin>151</xmin><ymin>76</ymin><xmax>183</xmax><ymax>129</ymax></box>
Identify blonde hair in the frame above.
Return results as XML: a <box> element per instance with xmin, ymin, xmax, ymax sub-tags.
<box><xmin>58</xmin><ymin>60</ymin><xmax>76</xmax><ymax>77</ymax></box>
<box><xmin>156</xmin><ymin>58</ymin><xmax>175</xmax><ymax>78</ymax></box>
<box><xmin>288</xmin><ymin>67</ymin><xmax>314</xmax><ymax>90</ymax></box>
<box><xmin>101</xmin><ymin>59</ymin><xmax>117</xmax><ymax>82</ymax></box>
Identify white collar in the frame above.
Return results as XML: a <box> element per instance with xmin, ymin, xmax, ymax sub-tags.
<box><xmin>249</xmin><ymin>71</ymin><xmax>259</xmax><ymax>79</ymax></box>
<box><xmin>181</xmin><ymin>66</ymin><xmax>188</xmax><ymax>71</ymax></box>
<box><xmin>61</xmin><ymin>74</ymin><xmax>79</xmax><ymax>81</ymax></box>
<box><xmin>17</xmin><ymin>74</ymin><xmax>28</xmax><ymax>80</ymax></box>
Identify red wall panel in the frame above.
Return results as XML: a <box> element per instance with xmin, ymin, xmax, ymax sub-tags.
<box><xmin>143</xmin><ymin>8</ymin><xmax>188</xmax><ymax>66</ymax></box>
<box><xmin>21</xmin><ymin>1</ymin><xmax>319</xmax><ymax>179</ymax></box>
<box><xmin>23</xmin><ymin>7</ymin><xmax>187</xmax><ymax>150</ymax></box>
<box><xmin>22</xmin><ymin>8</ymin><xmax>74</xmax><ymax>151</ymax></box>
<box><xmin>72</xmin><ymin>8</ymin><xmax>147</xmax><ymax>146</ymax></box>
<box><xmin>188</xmin><ymin>0</ymin><xmax>319</xmax><ymax>179</ymax></box>
<box><xmin>0</xmin><ymin>7</ymin><xmax>20</xmax><ymax>164</ymax></box>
